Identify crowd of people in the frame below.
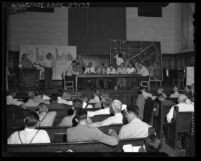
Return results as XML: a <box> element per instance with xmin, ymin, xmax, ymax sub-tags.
<box><xmin>6</xmin><ymin>81</ymin><xmax>194</xmax><ymax>153</ymax></box>
<box><xmin>63</xmin><ymin>54</ymin><xmax>150</xmax><ymax>90</ymax></box>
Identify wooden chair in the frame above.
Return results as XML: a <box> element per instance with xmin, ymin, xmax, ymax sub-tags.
<box><xmin>63</xmin><ymin>75</ymin><xmax>74</xmax><ymax>91</ymax></box>
<box><xmin>140</xmin><ymin>76</ymin><xmax>150</xmax><ymax>91</ymax></box>
<box><xmin>164</xmin><ymin>106</ymin><xmax>193</xmax><ymax>149</ymax></box>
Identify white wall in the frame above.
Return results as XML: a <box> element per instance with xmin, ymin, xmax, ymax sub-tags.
<box><xmin>126</xmin><ymin>3</ymin><xmax>192</xmax><ymax>54</ymax></box>
<box><xmin>7</xmin><ymin>7</ymin><xmax>68</xmax><ymax>51</ymax></box>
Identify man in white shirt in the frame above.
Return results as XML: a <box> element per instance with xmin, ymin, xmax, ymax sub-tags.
<box><xmin>23</xmin><ymin>91</ymin><xmax>50</xmax><ymax>109</ymax></box>
<box><xmin>166</xmin><ymin>94</ymin><xmax>194</xmax><ymax>123</ymax></box>
<box><xmin>7</xmin><ymin>111</ymin><xmax>50</xmax><ymax>144</ymax></box>
<box><xmin>137</xmin><ymin>63</ymin><xmax>149</xmax><ymax>77</ymax></box>
<box><xmin>119</xmin><ymin>105</ymin><xmax>151</xmax><ymax>139</ymax></box>
<box><xmin>114</xmin><ymin>53</ymin><xmax>124</xmax><ymax>66</ymax></box>
<box><xmin>41</xmin><ymin>53</ymin><xmax>55</xmax><ymax>89</ymax></box>
<box><xmin>6</xmin><ymin>90</ymin><xmax>24</xmax><ymax>106</ymax></box>
<box><xmin>88</xmin><ymin>99</ymin><xmax>123</xmax><ymax>127</ymax></box>
<box><xmin>35</xmin><ymin>103</ymin><xmax>57</xmax><ymax>127</ymax></box>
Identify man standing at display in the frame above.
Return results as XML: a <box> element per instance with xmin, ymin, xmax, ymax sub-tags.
<box><xmin>41</xmin><ymin>53</ymin><xmax>55</xmax><ymax>89</ymax></box>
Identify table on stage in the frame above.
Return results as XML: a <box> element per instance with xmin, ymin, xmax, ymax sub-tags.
<box><xmin>75</xmin><ymin>74</ymin><xmax>142</xmax><ymax>91</ymax></box>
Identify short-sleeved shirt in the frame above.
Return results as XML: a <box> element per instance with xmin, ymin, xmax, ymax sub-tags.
<box><xmin>42</xmin><ymin>58</ymin><xmax>55</xmax><ymax>68</ymax></box>
<box><xmin>6</xmin><ymin>96</ymin><xmax>24</xmax><ymax>106</ymax></box>
<box><xmin>166</xmin><ymin>103</ymin><xmax>194</xmax><ymax>123</ymax></box>
<box><xmin>7</xmin><ymin>128</ymin><xmax>50</xmax><ymax>144</ymax></box>
<box><xmin>67</xmin><ymin>124</ymin><xmax>118</xmax><ymax>146</ymax></box>
<box><xmin>99</xmin><ymin>113</ymin><xmax>123</xmax><ymax>126</ymax></box>
<box><xmin>138</xmin><ymin>66</ymin><xmax>149</xmax><ymax>76</ymax></box>
<box><xmin>169</xmin><ymin>92</ymin><xmax>180</xmax><ymax>98</ymax></box>
<box><xmin>37</xmin><ymin>111</ymin><xmax>57</xmax><ymax>127</ymax></box>
<box><xmin>115</xmin><ymin>55</ymin><xmax>124</xmax><ymax>66</ymax></box>
<box><xmin>119</xmin><ymin>118</ymin><xmax>151</xmax><ymax>139</ymax></box>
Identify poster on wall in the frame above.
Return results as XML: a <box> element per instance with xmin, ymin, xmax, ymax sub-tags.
<box><xmin>110</xmin><ymin>40</ymin><xmax>162</xmax><ymax>80</ymax></box>
<box><xmin>186</xmin><ymin>66</ymin><xmax>194</xmax><ymax>86</ymax></box>
<box><xmin>20</xmin><ymin>45</ymin><xmax>77</xmax><ymax>80</ymax></box>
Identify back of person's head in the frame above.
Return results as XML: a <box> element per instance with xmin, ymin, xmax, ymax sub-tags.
<box><xmin>173</xmin><ymin>86</ymin><xmax>179</xmax><ymax>92</ymax></box>
<box><xmin>126</xmin><ymin>105</ymin><xmax>139</xmax><ymax>118</ymax></box>
<box><xmin>112</xmin><ymin>100</ymin><xmax>122</xmax><ymax>113</ymax></box>
<box><xmin>67</xmin><ymin>108</ymin><xmax>74</xmax><ymax>116</ymax></box>
<box><xmin>37</xmin><ymin>103</ymin><xmax>48</xmax><ymax>113</ymax></box>
<box><xmin>145</xmin><ymin>134</ymin><xmax>162</xmax><ymax>152</ymax></box>
<box><xmin>102</xmin><ymin>98</ymin><xmax>112</xmax><ymax>109</ymax></box>
<box><xmin>51</xmin><ymin>93</ymin><xmax>59</xmax><ymax>101</ymax></box>
<box><xmin>178</xmin><ymin>94</ymin><xmax>187</xmax><ymax>103</ymax></box>
<box><xmin>28</xmin><ymin>91</ymin><xmax>35</xmax><ymax>99</ymax></box>
<box><xmin>24</xmin><ymin>111</ymin><xmax>39</xmax><ymax>128</ymax></box>
<box><xmin>74</xmin><ymin>108</ymin><xmax>87</xmax><ymax>122</ymax></box>
<box><xmin>73</xmin><ymin>99</ymin><xmax>83</xmax><ymax>109</ymax></box>
<box><xmin>138</xmin><ymin>86</ymin><xmax>145</xmax><ymax>94</ymax></box>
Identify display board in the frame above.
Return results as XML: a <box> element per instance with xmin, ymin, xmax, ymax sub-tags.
<box><xmin>110</xmin><ymin>40</ymin><xmax>162</xmax><ymax>80</ymax></box>
<box><xmin>20</xmin><ymin>45</ymin><xmax>76</xmax><ymax>80</ymax></box>
<box><xmin>186</xmin><ymin>66</ymin><xmax>194</xmax><ymax>86</ymax></box>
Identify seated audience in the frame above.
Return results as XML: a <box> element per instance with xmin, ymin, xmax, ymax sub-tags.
<box><xmin>7</xmin><ymin>111</ymin><xmax>50</xmax><ymax>144</ymax></box>
<box><xmin>166</xmin><ymin>94</ymin><xmax>194</xmax><ymax>123</ymax></box>
<box><xmin>67</xmin><ymin>108</ymin><xmax>119</xmax><ymax>146</ymax></box>
<box><xmin>88</xmin><ymin>89</ymin><xmax>101</xmax><ymax>104</ymax></box>
<box><xmin>6</xmin><ymin>90</ymin><xmax>24</xmax><ymax>106</ymax></box>
<box><xmin>72</xmin><ymin>99</ymin><xmax>93</xmax><ymax>126</ymax></box>
<box><xmin>84</xmin><ymin>62</ymin><xmax>95</xmax><ymax>74</ymax></box>
<box><xmin>58</xmin><ymin>109</ymin><xmax>75</xmax><ymax>127</ymax></box>
<box><xmin>119</xmin><ymin>105</ymin><xmax>151</xmax><ymax>139</ymax></box>
<box><xmin>34</xmin><ymin>90</ymin><xmax>50</xmax><ymax>104</ymax></box>
<box><xmin>35</xmin><ymin>103</ymin><xmax>57</xmax><ymax>127</ymax></box>
<box><xmin>88</xmin><ymin>99</ymin><xmax>123</xmax><ymax>127</ymax></box>
<box><xmin>156</xmin><ymin>88</ymin><xmax>167</xmax><ymax>101</ymax></box>
<box><xmin>57</xmin><ymin>90</ymin><xmax>73</xmax><ymax>105</ymax></box>
<box><xmin>169</xmin><ymin>86</ymin><xmax>180</xmax><ymax>98</ymax></box>
<box><xmin>23</xmin><ymin>91</ymin><xmax>50</xmax><ymax>109</ymax></box>
<box><xmin>106</xmin><ymin>65</ymin><xmax>117</xmax><ymax>74</ymax></box>
<box><xmin>47</xmin><ymin>93</ymin><xmax>66</xmax><ymax>109</ymax></box>
<box><xmin>139</xmin><ymin>134</ymin><xmax>162</xmax><ymax>152</ymax></box>
<box><xmin>184</xmin><ymin>85</ymin><xmax>193</xmax><ymax>100</ymax></box>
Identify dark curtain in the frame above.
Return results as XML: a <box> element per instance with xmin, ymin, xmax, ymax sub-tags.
<box><xmin>68</xmin><ymin>7</ymin><xmax>126</xmax><ymax>55</ymax></box>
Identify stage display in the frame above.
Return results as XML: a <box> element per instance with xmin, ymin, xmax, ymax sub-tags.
<box><xmin>20</xmin><ymin>45</ymin><xmax>77</xmax><ymax>80</ymax></box>
<box><xmin>110</xmin><ymin>40</ymin><xmax>162</xmax><ymax>80</ymax></box>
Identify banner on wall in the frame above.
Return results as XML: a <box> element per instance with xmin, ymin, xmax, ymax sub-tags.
<box><xmin>20</xmin><ymin>45</ymin><xmax>77</xmax><ymax>80</ymax></box>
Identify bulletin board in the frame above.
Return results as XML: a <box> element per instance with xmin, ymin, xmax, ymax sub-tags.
<box><xmin>110</xmin><ymin>40</ymin><xmax>162</xmax><ymax>80</ymax></box>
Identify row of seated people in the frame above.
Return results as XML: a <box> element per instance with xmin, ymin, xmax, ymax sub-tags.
<box><xmin>6</xmin><ymin>83</ymin><xmax>194</xmax><ymax>128</ymax></box>
<box><xmin>7</xmin><ymin>105</ymin><xmax>162</xmax><ymax>153</ymax></box>
<box><xmin>64</xmin><ymin>60</ymin><xmax>149</xmax><ymax>90</ymax></box>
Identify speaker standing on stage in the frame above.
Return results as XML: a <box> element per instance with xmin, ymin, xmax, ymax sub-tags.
<box><xmin>42</xmin><ymin>53</ymin><xmax>55</xmax><ymax>89</ymax></box>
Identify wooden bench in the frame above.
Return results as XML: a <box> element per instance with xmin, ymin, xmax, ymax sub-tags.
<box><xmin>7</xmin><ymin>137</ymin><xmax>146</xmax><ymax>152</ymax></box>
<box><xmin>153</xmin><ymin>100</ymin><xmax>175</xmax><ymax>137</ymax></box>
<box><xmin>7</xmin><ymin>124</ymin><xmax>123</xmax><ymax>142</ymax></box>
<box><xmin>164</xmin><ymin>106</ymin><xmax>194</xmax><ymax>149</ymax></box>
